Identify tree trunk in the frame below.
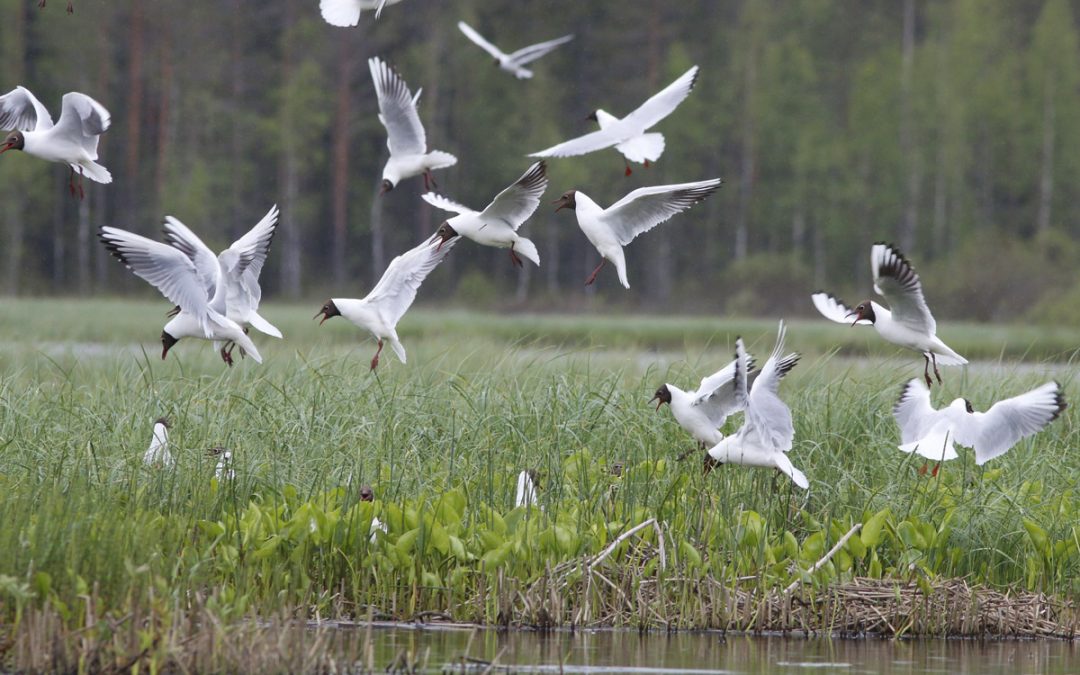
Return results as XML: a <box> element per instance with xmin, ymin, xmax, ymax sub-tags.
<box><xmin>125</xmin><ymin>0</ymin><xmax>145</xmax><ymax>228</ymax></box>
<box><xmin>279</xmin><ymin>0</ymin><xmax>302</xmax><ymax>297</ymax></box>
<box><xmin>645</xmin><ymin>0</ymin><xmax>672</xmax><ymax>305</ymax></box>
<box><xmin>899</xmin><ymin>0</ymin><xmax>919</xmax><ymax>252</ymax></box>
<box><xmin>330</xmin><ymin>29</ymin><xmax>357</xmax><ymax>286</ymax></box>
<box><xmin>1036</xmin><ymin>69</ymin><xmax>1055</xmax><ymax>234</ymax></box>
<box><xmin>155</xmin><ymin>23</ymin><xmax>174</xmax><ymax>207</ymax></box>
<box><xmin>369</xmin><ymin>181</ymin><xmax>386</xmax><ymax>287</ymax></box>
<box><xmin>735</xmin><ymin>32</ymin><xmax>757</xmax><ymax>261</ymax></box>
<box><xmin>3</xmin><ymin>1</ymin><xmax>27</xmax><ymax>294</ymax></box>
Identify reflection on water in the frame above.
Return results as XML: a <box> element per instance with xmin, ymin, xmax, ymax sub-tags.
<box><xmin>300</xmin><ymin>623</ymin><xmax>1077</xmax><ymax>674</ymax></box>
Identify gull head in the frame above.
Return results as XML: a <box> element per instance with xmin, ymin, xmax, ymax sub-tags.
<box><xmin>0</xmin><ymin>131</ymin><xmax>24</xmax><ymax>154</ymax></box>
<box><xmin>359</xmin><ymin>485</ymin><xmax>375</xmax><ymax>502</ymax></box>
<box><xmin>963</xmin><ymin>399</ymin><xmax>974</xmax><ymax>414</ymax></box>
<box><xmin>314</xmin><ymin>299</ymin><xmax>341</xmax><ymax>325</ymax></box>
<box><xmin>649</xmin><ymin>384</ymin><xmax>672</xmax><ymax>411</ymax></box>
<box><xmin>435</xmin><ymin>222</ymin><xmax>458</xmax><ymax>251</ymax></box>
<box><xmin>379</xmin><ymin>179</ymin><xmax>394</xmax><ymax>195</ymax></box>
<box><xmin>553</xmin><ymin>190</ymin><xmax>577</xmax><ymax>212</ymax></box>
<box><xmin>154</xmin><ymin>416</ymin><xmax>171</xmax><ymax>429</ymax></box>
<box><xmin>847</xmin><ymin>300</ymin><xmax>876</xmax><ymax>326</ymax></box>
<box><xmin>160</xmin><ymin>331</ymin><xmax>179</xmax><ymax>360</ymax></box>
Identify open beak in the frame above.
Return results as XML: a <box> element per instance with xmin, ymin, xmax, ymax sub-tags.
<box><xmin>553</xmin><ymin>198</ymin><xmax>567</xmax><ymax>212</ymax></box>
<box><xmin>161</xmin><ymin>345</ymin><xmax>170</xmax><ymax>360</ymax></box>
<box><xmin>314</xmin><ymin>309</ymin><xmax>329</xmax><ymax>325</ymax></box>
<box><xmin>649</xmin><ymin>394</ymin><xmax>662</xmax><ymax>411</ymax></box>
<box><xmin>436</xmin><ymin>238</ymin><xmax>445</xmax><ymax>252</ymax></box>
<box><xmin>0</xmin><ymin>142</ymin><xmax>13</xmax><ymax>155</ymax></box>
<box><xmin>845</xmin><ymin>310</ymin><xmax>860</xmax><ymax>327</ymax></box>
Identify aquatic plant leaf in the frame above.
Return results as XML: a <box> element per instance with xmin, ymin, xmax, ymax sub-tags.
<box><xmin>861</xmin><ymin>509</ymin><xmax>889</xmax><ymax>549</ymax></box>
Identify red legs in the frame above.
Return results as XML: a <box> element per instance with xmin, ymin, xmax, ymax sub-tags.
<box><xmin>67</xmin><ymin>167</ymin><xmax>85</xmax><ymax>200</ymax></box>
<box><xmin>509</xmin><ymin>246</ymin><xmax>523</xmax><ymax>268</ymax></box>
<box><xmin>917</xmin><ymin>461</ymin><xmax>941</xmax><ymax>478</ymax></box>
<box><xmin>422</xmin><ymin>169</ymin><xmax>438</xmax><ymax>192</ymax></box>
<box><xmin>584</xmin><ymin>258</ymin><xmax>606</xmax><ymax>286</ymax></box>
<box><xmin>931</xmin><ymin>353</ymin><xmax>942</xmax><ymax>385</ymax></box>
<box><xmin>67</xmin><ymin>1</ymin><xmax>73</xmax><ymax>13</ymax></box>
<box><xmin>702</xmin><ymin>454</ymin><xmax>719</xmax><ymax>475</ymax></box>
<box><xmin>38</xmin><ymin>0</ymin><xmax>46</xmax><ymax>7</ymax></box>
<box><xmin>370</xmin><ymin>339</ymin><xmax>384</xmax><ymax>371</ymax></box>
<box><xmin>624</xmin><ymin>161</ymin><xmax>632</xmax><ymax>176</ymax></box>
<box><xmin>220</xmin><ymin>345</ymin><xmax>235</xmax><ymax>367</ymax></box>
<box><xmin>644</xmin><ymin>160</ymin><xmax>650</xmax><ymax>169</ymax></box>
<box><xmin>923</xmin><ymin>354</ymin><xmax>933</xmax><ymax>388</ymax></box>
<box><xmin>932</xmin><ymin>463</ymin><xmax>940</xmax><ymax>477</ymax></box>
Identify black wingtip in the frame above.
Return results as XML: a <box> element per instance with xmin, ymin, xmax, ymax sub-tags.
<box><xmin>1050</xmin><ymin>381</ymin><xmax>1068</xmax><ymax>421</ymax></box>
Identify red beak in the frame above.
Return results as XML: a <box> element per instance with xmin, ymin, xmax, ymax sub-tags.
<box><xmin>553</xmin><ymin>199</ymin><xmax>567</xmax><ymax>212</ymax></box>
<box><xmin>161</xmin><ymin>346</ymin><xmax>169</xmax><ymax>360</ymax></box>
<box><xmin>436</xmin><ymin>238</ymin><xmax>445</xmax><ymax>252</ymax></box>
<box><xmin>649</xmin><ymin>394</ymin><xmax>662</xmax><ymax>411</ymax></box>
<box><xmin>314</xmin><ymin>310</ymin><xmax>330</xmax><ymax>325</ymax></box>
<box><xmin>0</xmin><ymin>143</ymin><xmax>12</xmax><ymax>155</ymax></box>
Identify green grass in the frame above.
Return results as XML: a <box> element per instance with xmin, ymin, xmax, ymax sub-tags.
<box><xmin>0</xmin><ymin>298</ymin><xmax>1078</xmax><ymax>645</ymax></box>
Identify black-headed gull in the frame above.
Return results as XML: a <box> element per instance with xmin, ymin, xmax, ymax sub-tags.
<box><xmin>98</xmin><ymin>225</ymin><xmax>263</xmax><ymax>365</ymax></box>
<box><xmin>651</xmin><ymin>355</ymin><xmax>758</xmax><ymax>453</ymax></box>
<box><xmin>369</xmin><ymin>57</ymin><xmax>456</xmax><ymax>193</ymax></box>
<box><xmin>514</xmin><ymin>470</ymin><xmax>539</xmax><ymax>508</ymax></box>
<box><xmin>812</xmin><ymin>243</ymin><xmax>966</xmax><ymax>387</ymax></box>
<box><xmin>143</xmin><ymin>417</ymin><xmax>173</xmax><ymax>468</ymax></box>
<box><xmin>893</xmin><ymin>378</ymin><xmax>1066</xmax><ymax>470</ymax></box>
<box><xmin>529</xmin><ymin>66</ymin><xmax>698</xmax><ymax>175</ymax></box>
<box><xmin>314</xmin><ymin>233</ymin><xmax>458</xmax><ymax>370</ymax></box>
<box><xmin>320</xmin><ymin>0</ymin><xmax>400</xmax><ymax>26</ymax></box>
<box><xmin>161</xmin><ymin>205</ymin><xmax>283</xmax><ymax>364</ymax></box>
<box><xmin>706</xmin><ymin>322</ymin><xmax>808</xmax><ymax>489</ymax></box>
<box><xmin>426</xmin><ymin>161</ymin><xmax>547</xmax><ymax>268</ymax></box>
<box><xmin>552</xmin><ymin>178</ymin><xmax>721</xmax><ymax>288</ymax></box>
<box><xmin>359</xmin><ymin>485</ymin><xmax>389</xmax><ymax>540</ymax></box>
<box><xmin>457</xmin><ymin>21</ymin><xmax>573</xmax><ymax>80</ymax></box>
<box><xmin>0</xmin><ymin>86</ymin><xmax>111</xmax><ymax>199</ymax></box>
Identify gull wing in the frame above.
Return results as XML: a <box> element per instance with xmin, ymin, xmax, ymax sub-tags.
<box><xmin>690</xmin><ymin>355</ymin><xmax>757</xmax><ymax>427</ymax></box>
<box><xmin>508</xmin><ymin>34</ymin><xmax>574</xmax><ymax>66</ymax></box>
<box><xmin>366</xmin><ymin>234</ymin><xmax>458</xmax><ymax>327</ymax></box>
<box><xmin>741</xmin><ymin>321</ymin><xmax>800</xmax><ymax>452</ymax></box>
<box><xmin>221</xmin><ymin>205</ymin><xmax>280</xmax><ymax>321</ymax></box>
<box><xmin>871</xmin><ymin>242</ymin><xmax>936</xmax><ymax>335</ymax></box>
<box><xmin>0</xmin><ymin>86</ymin><xmax>54</xmax><ymax>132</ymax></box>
<box><xmin>98</xmin><ymin>226</ymin><xmax>221</xmax><ymax>337</ymax></box>
<box><xmin>54</xmin><ymin>93</ymin><xmax>111</xmax><ymax>158</ymax></box>
<box><xmin>478</xmin><ymin>161</ymin><xmax>547</xmax><ymax>231</ymax></box>
<box><xmin>369</xmin><ymin>57</ymin><xmax>426</xmax><ymax>157</ymax></box>
<box><xmin>162</xmin><ymin>216</ymin><xmax>224</xmax><ymax>311</ymax></box>
<box><xmin>421</xmin><ymin>192</ymin><xmax>475</xmax><ymax>216</ymax></box>
<box><xmin>600</xmin><ymin>178</ymin><xmax>721</xmax><ymax>246</ymax></box>
<box><xmin>457</xmin><ymin>21</ymin><xmax>507</xmax><ymax>60</ymax></box>
<box><xmin>620</xmin><ymin>65</ymin><xmax>699</xmax><ymax>132</ymax></box>
<box><xmin>956</xmin><ymin>382</ymin><xmax>1066</xmax><ymax>465</ymax></box>
<box><xmin>811</xmin><ymin>291</ymin><xmax>871</xmax><ymax>325</ymax></box>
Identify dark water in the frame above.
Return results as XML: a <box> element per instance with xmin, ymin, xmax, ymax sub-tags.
<box><xmin>309</xmin><ymin>623</ymin><xmax>1077</xmax><ymax>674</ymax></box>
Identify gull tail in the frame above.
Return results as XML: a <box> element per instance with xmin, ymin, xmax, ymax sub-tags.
<box><xmin>930</xmin><ymin>341</ymin><xmax>967</xmax><ymax>366</ymax></box>
<box><xmin>615</xmin><ymin>132</ymin><xmax>665</xmax><ymax>164</ymax></box>
<box><xmin>248</xmin><ymin>312</ymin><xmax>283</xmax><ymax>339</ymax></box>
<box><xmin>513</xmin><ymin>237</ymin><xmax>540</xmax><ymax>266</ymax></box>
<box><xmin>389</xmin><ymin>337</ymin><xmax>407</xmax><ymax>364</ymax></box>
<box><xmin>234</xmin><ymin>331</ymin><xmax>263</xmax><ymax>364</ymax></box>
<box><xmin>899</xmin><ymin>432</ymin><xmax>958</xmax><ymax>461</ymax></box>
<box><xmin>425</xmin><ymin>151</ymin><xmax>458</xmax><ymax>171</ymax></box>
<box><xmin>75</xmin><ymin>161</ymin><xmax>112</xmax><ymax>185</ymax></box>
<box><xmin>774</xmin><ymin>453</ymin><xmax>809</xmax><ymax>490</ymax></box>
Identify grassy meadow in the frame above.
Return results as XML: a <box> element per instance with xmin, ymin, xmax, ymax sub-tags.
<box><xmin>1</xmin><ymin>297</ymin><xmax>1079</xmax><ymax>668</ymax></box>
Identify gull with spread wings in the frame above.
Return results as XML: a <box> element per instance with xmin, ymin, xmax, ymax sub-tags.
<box><xmin>457</xmin><ymin>21</ymin><xmax>573</xmax><ymax>79</ymax></box>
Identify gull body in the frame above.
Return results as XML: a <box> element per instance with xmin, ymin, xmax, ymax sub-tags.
<box><xmin>320</xmin><ymin>0</ymin><xmax>399</xmax><ymax>26</ymax></box>
<box><xmin>812</xmin><ymin>242</ymin><xmax>966</xmax><ymax>387</ymax></box>
<box><xmin>553</xmin><ymin>178</ymin><xmax>721</xmax><ymax>289</ymax></box>
<box><xmin>99</xmin><ymin>225</ymin><xmax>263</xmax><ymax>365</ymax></box>
<box><xmin>514</xmin><ymin>470</ymin><xmax>539</xmax><ymax>508</ymax></box>
<box><xmin>893</xmin><ymin>378</ymin><xmax>1066</xmax><ymax>466</ymax></box>
<box><xmin>706</xmin><ymin>322</ymin><xmax>808</xmax><ymax>489</ymax></box>
<box><xmin>529</xmin><ymin>66</ymin><xmax>698</xmax><ymax>173</ymax></box>
<box><xmin>143</xmin><ymin>417</ymin><xmax>173</xmax><ymax>468</ymax></box>
<box><xmin>426</xmin><ymin>161</ymin><xmax>547</xmax><ymax>267</ymax></box>
<box><xmin>315</xmin><ymin>233</ymin><xmax>458</xmax><ymax>370</ymax></box>
<box><xmin>457</xmin><ymin>21</ymin><xmax>573</xmax><ymax>79</ymax></box>
<box><xmin>369</xmin><ymin>57</ymin><xmax>456</xmax><ymax>193</ymax></box>
<box><xmin>652</xmin><ymin>356</ymin><xmax>758</xmax><ymax>449</ymax></box>
<box><xmin>0</xmin><ymin>86</ymin><xmax>111</xmax><ymax>197</ymax></box>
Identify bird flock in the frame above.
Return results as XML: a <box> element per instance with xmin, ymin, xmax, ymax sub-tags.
<box><xmin>4</xmin><ymin>2</ymin><xmax>1068</xmax><ymax>496</ymax></box>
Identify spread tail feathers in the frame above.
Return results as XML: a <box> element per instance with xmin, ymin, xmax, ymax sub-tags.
<box><xmin>75</xmin><ymin>161</ymin><xmax>112</xmax><ymax>185</ymax></box>
<box><xmin>615</xmin><ymin>132</ymin><xmax>665</xmax><ymax>164</ymax></box>
<box><xmin>425</xmin><ymin>151</ymin><xmax>457</xmax><ymax>171</ymax></box>
<box><xmin>247</xmin><ymin>312</ymin><xmax>283</xmax><ymax>339</ymax></box>
<box><xmin>899</xmin><ymin>432</ymin><xmax>958</xmax><ymax>461</ymax></box>
<box><xmin>513</xmin><ymin>237</ymin><xmax>540</xmax><ymax>266</ymax></box>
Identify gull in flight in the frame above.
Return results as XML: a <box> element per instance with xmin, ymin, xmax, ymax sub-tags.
<box><xmin>314</xmin><ymin>232</ymin><xmax>458</xmax><ymax>370</ymax></box>
<box><xmin>160</xmin><ymin>205</ymin><xmax>283</xmax><ymax>364</ymax></box>
<box><xmin>529</xmin><ymin>66</ymin><xmax>699</xmax><ymax>175</ymax></box>
<box><xmin>0</xmin><ymin>86</ymin><xmax>111</xmax><ymax>198</ymax></box>
<box><xmin>143</xmin><ymin>417</ymin><xmax>174</xmax><ymax>468</ymax></box>
<box><xmin>705</xmin><ymin>322</ymin><xmax>808</xmax><ymax>489</ymax></box>
<box><xmin>651</xmin><ymin>354</ymin><xmax>758</xmax><ymax>458</ymax></box>
<box><xmin>369</xmin><ymin>57</ymin><xmax>457</xmax><ymax>193</ymax></box>
<box><xmin>426</xmin><ymin>161</ymin><xmax>547</xmax><ymax>268</ymax></box>
<box><xmin>552</xmin><ymin>178</ymin><xmax>721</xmax><ymax>288</ymax></box>
<box><xmin>320</xmin><ymin>0</ymin><xmax>401</xmax><ymax>26</ymax></box>
<box><xmin>99</xmin><ymin>222</ymin><xmax>265</xmax><ymax>366</ymax></box>
<box><xmin>893</xmin><ymin>378</ymin><xmax>1066</xmax><ymax>474</ymax></box>
<box><xmin>812</xmin><ymin>242</ymin><xmax>966</xmax><ymax>387</ymax></box>
<box><xmin>457</xmin><ymin>21</ymin><xmax>573</xmax><ymax>80</ymax></box>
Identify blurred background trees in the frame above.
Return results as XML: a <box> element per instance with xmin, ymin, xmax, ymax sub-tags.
<box><xmin>2</xmin><ymin>0</ymin><xmax>1079</xmax><ymax>323</ymax></box>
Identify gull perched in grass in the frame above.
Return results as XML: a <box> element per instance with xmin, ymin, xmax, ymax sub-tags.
<box><xmin>359</xmin><ymin>485</ymin><xmax>388</xmax><ymax>541</ymax></box>
<box><xmin>0</xmin><ymin>86</ymin><xmax>111</xmax><ymax>198</ymax></box>
<box><xmin>457</xmin><ymin>21</ymin><xmax>573</xmax><ymax>80</ymax></box>
<box><xmin>651</xmin><ymin>354</ymin><xmax>758</xmax><ymax>455</ymax></box>
<box><xmin>426</xmin><ymin>161</ymin><xmax>547</xmax><ymax>267</ymax></box>
<box><xmin>209</xmin><ymin>447</ymin><xmax>234</xmax><ymax>481</ymax></box>
<box><xmin>706</xmin><ymin>322</ymin><xmax>808</xmax><ymax>489</ymax></box>
<box><xmin>514</xmin><ymin>470</ymin><xmax>540</xmax><ymax>508</ymax></box>
<box><xmin>314</xmin><ymin>232</ymin><xmax>458</xmax><ymax>370</ymax></box>
<box><xmin>369</xmin><ymin>56</ymin><xmax>457</xmax><ymax>193</ymax></box>
<box><xmin>552</xmin><ymin>178</ymin><xmax>721</xmax><ymax>288</ymax></box>
<box><xmin>320</xmin><ymin>0</ymin><xmax>401</xmax><ymax>26</ymax></box>
<box><xmin>160</xmin><ymin>205</ymin><xmax>282</xmax><ymax>364</ymax></box>
<box><xmin>812</xmin><ymin>242</ymin><xmax>966</xmax><ymax>387</ymax></box>
<box><xmin>99</xmin><ymin>225</ymin><xmax>263</xmax><ymax>365</ymax></box>
<box><xmin>529</xmin><ymin>66</ymin><xmax>699</xmax><ymax>175</ymax></box>
<box><xmin>143</xmin><ymin>417</ymin><xmax>173</xmax><ymax>468</ymax></box>
<box><xmin>893</xmin><ymin>379</ymin><xmax>1066</xmax><ymax>473</ymax></box>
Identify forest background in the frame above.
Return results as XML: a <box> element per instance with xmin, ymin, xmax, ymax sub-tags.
<box><xmin>2</xmin><ymin>0</ymin><xmax>1080</xmax><ymax>325</ymax></box>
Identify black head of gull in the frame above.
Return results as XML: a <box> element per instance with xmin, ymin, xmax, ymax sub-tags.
<box><xmin>379</xmin><ymin>179</ymin><xmax>394</xmax><ymax>194</ymax></box>
<box><xmin>160</xmin><ymin>331</ymin><xmax>179</xmax><ymax>359</ymax></box>
<box><xmin>314</xmin><ymin>299</ymin><xmax>341</xmax><ymax>325</ymax></box>
<box><xmin>553</xmin><ymin>190</ymin><xmax>577</xmax><ymax>212</ymax></box>
<box><xmin>649</xmin><ymin>384</ymin><xmax>672</xmax><ymax>411</ymax></box>
<box><xmin>850</xmin><ymin>300</ymin><xmax>876</xmax><ymax>325</ymax></box>
<box><xmin>0</xmin><ymin>131</ymin><xmax>24</xmax><ymax>154</ymax></box>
